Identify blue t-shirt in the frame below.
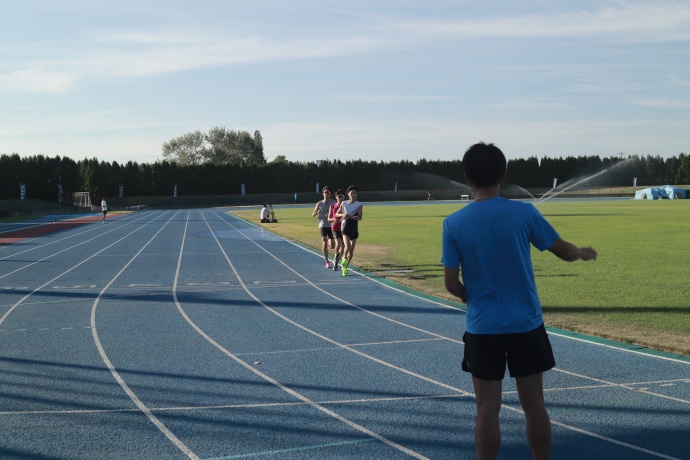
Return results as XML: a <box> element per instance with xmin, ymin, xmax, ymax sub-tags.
<box><xmin>441</xmin><ymin>197</ymin><xmax>559</xmax><ymax>334</ymax></box>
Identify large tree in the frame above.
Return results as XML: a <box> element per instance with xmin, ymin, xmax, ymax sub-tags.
<box><xmin>161</xmin><ymin>130</ymin><xmax>206</xmax><ymax>166</ymax></box>
<box><xmin>161</xmin><ymin>128</ymin><xmax>266</xmax><ymax>166</ymax></box>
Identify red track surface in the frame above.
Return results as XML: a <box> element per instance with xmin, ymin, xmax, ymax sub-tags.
<box><xmin>0</xmin><ymin>215</ymin><xmax>105</xmax><ymax>245</ymax></box>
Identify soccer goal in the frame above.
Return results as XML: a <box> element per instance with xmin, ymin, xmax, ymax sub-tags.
<box><xmin>73</xmin><ymin>192</ymin><xmax>91</xmax><ymax>208</ymax></box>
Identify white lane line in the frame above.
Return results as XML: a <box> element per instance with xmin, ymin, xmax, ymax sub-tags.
<box><xmin>218</xmin><ymin>212</ymin><xmax>685</xmax><ymax>460</ymax></box>
<box><xmin>548</xmin><ymin>420</ymin><xmax>681</xmax><ymax>460</ymax></box>
<box><xmin>233</xmin><ymin>337</ymin><xmax>449</xmax><ymax>357</ymax></box>
<box><xmin>90</xmin><ymin>211</ymin><xmax>200</xmax><ymax>460</ymax></box>
<box><xmin>0</xmin><ymin>393</ymin><xmax>470</xmax><ymax>416</ymax></box>
<box><xmin>0</xmin><ymin>326</ymin><xmax>91</xmax><ymax>333</ymax></box>
<box><xmin>0</xmin><ymin>218</ymin><xmax>108</xmax><ymax>257</ymax></box>
<box><xmin>547</xmin><ymin>330</ymin><xmax>690</xmax><ymax>365</ymax></box>
<box><xmin>225</xmin><ymin>214</ymin><xmax>690</xmax><ymax>401</ymax></box>
<box><xmin>0</xmin><ymin>211</ymin><xmax>144</xmax><ymax>253</ymax></box>
<box><xmin>0</xmin><ymin>212</ymin><xmax>152</xmax><ymax>280</ymax></box>
<box><xmin>0</xmin><ymin>214</ymin><xmax>160</xmax><ymax>327</ymax></box>
<box><xmin>180</xmin><ymin>212</ymin><xmax>431</xmax><ymax>460</ymax></box>
<box><xmin>203</xmin><ymin>438</ymin><xmax>377</xmax><ymax>459</ymax></box>
<box><xmin>555</xmin><ymin>368</ymin><xmax>690</xmax><ymax>405</ymax></box>
<box><xmin>216</xmin><ymin>213</ymin><xmax>464</xmax><ymax>346</ymax></box>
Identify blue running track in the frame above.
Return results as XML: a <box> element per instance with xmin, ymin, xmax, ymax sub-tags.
<box><xmin>0</xmin><ymin>209</ymin><xmax>688</xmax><ymax>459</ymax></box>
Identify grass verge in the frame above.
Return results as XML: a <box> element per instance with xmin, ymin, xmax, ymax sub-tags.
<box><xmin>233</xmin><ymin>199</ymin><xmax>690</xmax><ymax>356</ymax></box>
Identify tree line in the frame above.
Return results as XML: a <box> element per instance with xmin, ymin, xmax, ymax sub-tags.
<box><xmin>1</xmin><ymin>151</ymin><xmax>689</xmax><ymax>203</ymax></box>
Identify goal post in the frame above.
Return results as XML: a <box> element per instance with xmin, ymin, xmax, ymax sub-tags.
<box><xmin>73</xmin><ymin>192</ymin><xmax>91</xmax><ymax>208</ymax></box>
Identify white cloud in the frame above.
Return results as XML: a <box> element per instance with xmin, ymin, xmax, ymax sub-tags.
<box><xmin>262</xmin><ymin>117</ymin><xmax>690</xmax><ymax>162</ymax></box>
<box><xmin>337</xmin><ymin>94</ymin><xmax>449</xmax><ymax>102</ymax></box>
<box><xmin>485</xmin><ymin>98</ymin><xmax>568</xmax><ymax>111</ymax></box>
<box><xmin>92</xmin><ymin>30</ymin><xmax>389</xmax><ymax>73</ymax></box>
<box><xmin>630</xmin><ymin>98</ymin><xmax>690</xmax><ymax>109</ymax></box>
<box><xmin>396</xmin><ymin>3</ymin><xmax>690</xmax><ymax>41</ymax></box>
<box><xmin>666</xmin><ymin>75</ymin><xmax>690</xmax><ymax>87</ymax></box>
<box><xmin>0</xmin><ymin>31</ymin><xmax>390</xmax><ymax>93</ymax></box>
<box><xmin>0</xmin><ymin>69</ymin><xmax>76</xmax><ymax>94</ymax></box>
<box><xmin>4</xmin><ymin>2</ymin><xmax>688</xmax><ymax>95</ymax></box>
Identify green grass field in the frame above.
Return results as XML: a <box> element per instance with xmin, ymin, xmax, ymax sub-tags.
<box><xmin>233</xmin><ymin>199</ymin><xmax>690</xmax><ymax>356</ymax></box>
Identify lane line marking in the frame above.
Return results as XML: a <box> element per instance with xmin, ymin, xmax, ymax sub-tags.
<box><xmin>90</xmin><ymin>211</ymin><xmax>200</xmax><ymax>460</ymax></box>
<box><xmin>218</xmin><ymin>211</ymin><xmax>687</xmax><ymax>459</ymax></box>
<box><xmin>178</xmin><ymin>212</ymin><xmax>431</xmax><ymax>460</ymax></box>
<box><xmin>0</xmin><ymin>213</ymin><xmax>160</xmax><ymax>327</ymax></box>
<box><xmin>0</xmin><ymin>393</ymin><xmax>470</xmax><ymax>416</ymax></box>
<box><xmin>0</xmin><ymin>212</ymin><xmax>151</xmax><ymax>278</ymax></box>
<box><xmin>203</xmin><ymin>438</ymin><xmax>377</xmax><ymax>459</ymax></box>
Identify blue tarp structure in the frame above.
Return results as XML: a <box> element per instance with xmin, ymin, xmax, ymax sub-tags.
<box><xmin>634</xmin><ymin>185</ymin><xmax>689</xmax><ymax>200</ymax></box>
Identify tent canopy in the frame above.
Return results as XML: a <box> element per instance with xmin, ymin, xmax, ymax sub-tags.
<box><xmin>635</xmin><ymin>185</ymin><xmax>689</xmax><ymax>200</ymax></box>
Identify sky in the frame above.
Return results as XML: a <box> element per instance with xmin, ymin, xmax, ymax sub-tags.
<box><xmin>1</xmin><ymin>0</ymin><xmax>690</xmax><ymax>165</ymax></box>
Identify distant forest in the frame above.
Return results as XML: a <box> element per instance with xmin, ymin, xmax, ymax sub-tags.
<box><xmin>1</xmin><ymin>152</ymin><xmax>689</xmax><ymax>203</ymax></box>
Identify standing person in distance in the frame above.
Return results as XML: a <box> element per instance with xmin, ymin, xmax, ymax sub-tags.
<box><xmin>328</xmin><ymin>189</ymin><xmax>346</xmax><ymax>271</ymax></box>
<box><xmin>311</xmin><ymin>186</ymin><xmax>336</xmax><ymax>268</ymax></box>
<box><xmin>336</xmin><ymin>185</ymin><xmax>363</xmax><ymax>276</ymax></box>
<box><xmin>101</xmin><ymin>197</ymin><xmax>108</xmax><ymax>223</ymax></box>
<box><xmin>441</xmin><ymin>142</ymin><xmax>597</xmax><ymax>460</ymax></box>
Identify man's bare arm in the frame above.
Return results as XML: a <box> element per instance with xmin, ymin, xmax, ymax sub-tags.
<box><xmin>547</xmin><ymin>238</ymin><xmax>597</xmax><ymax>262</ymax></box>
<box><xmin>444</xmin><ymin>267</ymin><xmax>467</xmax><ymax>303</ymax></box>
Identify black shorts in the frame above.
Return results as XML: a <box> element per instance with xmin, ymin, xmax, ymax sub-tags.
<box><xmin>342</xmin><ymin>220</ymin><xmax>358</xmax><ymax>240</ymax></box>
<box><xmin>462</xmin><ymin>323</ymin><xmax>555</xmax><ymax>380</ymax></box>
<box><xmin>102</xmin><ymin>210</ymin><xmax>108</xmax><ymax>216</ymax></box>
<box><xmin>333</xmin><ymin>230</ymin><xmax>343</xmax><ymax>240</ymax></box>
<box><xmin>320</xmin><ymin>227</ymin><xmax>334</xmax><ymax>239</ymax></box>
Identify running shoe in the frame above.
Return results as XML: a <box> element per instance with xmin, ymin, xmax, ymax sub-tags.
<box><xmin>342</xmin><ymin>267</ymin><xmax>348</xmax><ymax>276</ymax></box>
<box><xmin>325</xmin><ymin>261</ymin><xmax>331</xmax><ymax>268</ymax></box>
<box><xmin>333</xmin><ymin>254</ymin><xmax>340</xmax><ymax>271</ymax></box>
<box><xmin>342</xmin><ymin>257</ymin><xmax>348</xmax><ymax>268</ymax></box>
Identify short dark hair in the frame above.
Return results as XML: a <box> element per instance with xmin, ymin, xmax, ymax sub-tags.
<box><xmin>322</xmin><ymin>186</ymin><xmax>333</xmax><ymax>193</ymax></box>
<box><xmin>462</xmin><ymin>142</ymin><xmax>507</xmax><ymax>187</ymax></box>
<box><xmin>335</xmin><ymin>189</ymin><xmax>345</xmax><ymax>197</ymax></box>
<box><xmin>347</xmin><ymin>185</ymin><xmax>358</xmax><ymax>193</ymax></box>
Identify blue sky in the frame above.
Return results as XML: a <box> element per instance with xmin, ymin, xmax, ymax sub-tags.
<box><xmin>1</xmin><ymin>0</ymin><xmax>689</xmax><ymax>164</ymax></box>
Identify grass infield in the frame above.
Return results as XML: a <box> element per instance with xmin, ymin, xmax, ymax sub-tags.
<box><xmin>233</xmin><ymin>199</ymin><xmax>690</xmax><ymax>356</ymax></box>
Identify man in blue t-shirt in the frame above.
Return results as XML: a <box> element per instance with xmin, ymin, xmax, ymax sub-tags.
<box><xmin>442</xmin><ymin>142</ymin><xmax>597</xmax><ymax>460</ymax></box>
